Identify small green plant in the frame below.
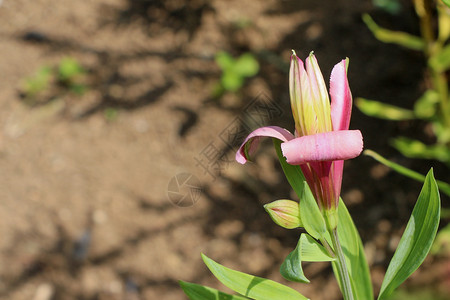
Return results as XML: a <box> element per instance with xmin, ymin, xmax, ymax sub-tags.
<box><xmin>23</xmin><ymin>66</ymin><xmax>53</xmax><ymax>99</ymax></box>
<box><xmin>57</xmin><ymin>57</ymin><xmax>86</xmax><ymax>94</ymax></box>
<box><xmin>213</xmin><ymin>51</ymin><xmax>259</xmax><ymax>97</ymax></box>
<box><xmin>22</xmin><ymin>57</ymin><xmax>87</xmax><ymax>104</ymax></box>
<box><xmin>104</xmin><ymin>107</ymin><xmax>119</xmax><ymax>121</ymax></box>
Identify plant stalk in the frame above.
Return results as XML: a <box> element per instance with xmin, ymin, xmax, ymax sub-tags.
<box><xmin>330</xmin><ymin>228</ymin><xmax>354</xmax><ymax>300</ymax></box>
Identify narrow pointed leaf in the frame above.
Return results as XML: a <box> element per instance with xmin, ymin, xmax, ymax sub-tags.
<box><xmin>356</xmin><ymin>97</ymin><xmax>415</xmax><ymax>121</ymax></box>
<box><xmin>280</xmin><ymin>233</ymin><xmax>334</xmax><ymax>283</ymax></box>
<box><xmin>364</xmin><ymin>149</ymin><xmax>450</xmax><ymax>197</ymax></box>
<box><xmin>332</xmin><ymin>199</ymin><xmax>373</xmax><ymax>300</ymax></box>
<box><xmin>202</xmin><ymin>254</ymin><xmax>309</xmax><ymax>300</ymax></box>
<box><xmin>378</xmin><ymin>169</ymin><xmax>441</xmax><ymax>299</ymax></box>
<box><xmin>180</xmin><ymin>281</ymin><xmax>249</xmax><ymax>300</ymax></box>
<box><xmin>392</xmin><ymin>137</ymin><xmax>450</xmax><ymax>163</ymax></box>
<box><xmin>362</xmin><ymin>14</ymin><xmax>425</xmax><ymax>50</ymax></box>
<box><xmin>273</xmin><ymin>139</ymin><xmax>306</xmax><ymax>198</ymax></box>
<box><xmin>299</xmin><ymin>182</ymin><xmax>327</xmax><ymax>240</ymax></box>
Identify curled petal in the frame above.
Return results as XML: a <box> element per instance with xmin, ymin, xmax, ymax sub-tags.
<box><xmin>281</xmin><ymin>130</ymin><xmax>363</xmax><ymax>165</ymax></box>
<box><xmin>236</xmin><ymin>126</ymin><xmax>294</xmax><ymax>164</ymax></box>
<box><xmin>330</xmin><ymin>59</ymin><xmax>352</xmax><ymax>131</ymax></box>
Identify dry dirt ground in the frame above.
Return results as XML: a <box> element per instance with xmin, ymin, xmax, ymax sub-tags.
<box><xmin>0</xmin><ymin>0</ymin><xmax>449</xmax><ymax>299</ymax></box>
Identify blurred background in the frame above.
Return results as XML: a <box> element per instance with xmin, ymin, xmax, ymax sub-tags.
<box><xmin>0</xmin><ymin>0</ymin><xmax>449</xmax><ymax>299</ymax></box>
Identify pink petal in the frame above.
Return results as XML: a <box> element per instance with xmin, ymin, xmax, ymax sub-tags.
<box><xmin>332</xmin><ymin>160</ymin><xmax>344</xmax><ymax>207</ymax></box>
<box><xmin>330</xmin><ymin>60</ymin><xmax>352</xmax><ymax>131</ymax></box>
<box><xmin>281</xmin><ymin>130</ymin><xmax>363</xmax><ymax>165</ymax></box>
<box><xmin>236</xmin><ymin>126</ymin><xmax>295</xmax><ymax>164</ymax></box>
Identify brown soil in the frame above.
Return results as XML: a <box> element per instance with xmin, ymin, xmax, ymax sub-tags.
<box><xmin>0</xmin><ymin>0</ymin><xmax>448</xmax><ymax>299</ymax></box>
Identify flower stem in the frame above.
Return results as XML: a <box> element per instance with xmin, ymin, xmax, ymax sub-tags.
<box><xmin>330</xmin><ymin>228</ymin><xmax>354</xmax><ymax>300</ymax></box>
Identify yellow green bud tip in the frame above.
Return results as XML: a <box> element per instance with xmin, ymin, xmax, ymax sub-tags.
<box><xmin>264</xmin><ymin>199</ymin><xmax>302</xmax><ymax>229</ymax></box>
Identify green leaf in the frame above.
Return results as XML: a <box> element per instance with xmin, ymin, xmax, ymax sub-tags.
<box><xmin>432</xmin><ymin>119</ymin><xmax>450</xmax><ymax>144</ymax></box>
<box><xmin>364</xmin><ymin>149</ymin><xmax>450</xmax><ymax>197</ymax></box>
<box><xmin>234</xmin><ymin>53</ymin><xmax>259</xmax><ymax>77</ymax></box>
<box><xmin>273</xmin><ymin>139</ymin><xmax>306</xmax><ymax>198</ymax></box>
<box><xmin>378</xmin><ymin>169</ymin><xmax>441</xmax><ymax>299</ymax></box>
<box><xmin>362</xmin><ymin>14</ymin><xmax>425</xmax><ymax>51</ymax></box>
<box><xmin>215</xmin><ymin>52</ymin><xmax>235</xmax><ymax>71</ymax></box>
<box><xmin>356</xmin><ymin>97</ymin><xmax>415</xmax><ymax>121</ymax></box>
<box><xmin>299</xmin><ymin>182</ymin><xmax>327</xmax><ymax>240</ymax></box>
<box><xmin>58</xmin><ymin>57</ymin><xmax>85</xmax><ymax>82</ymax></box>
<box><xmin>373</xmin><ymin>0</ymin><xmax>402</xmax><ymax>14</ymax></box>
<box><xmin>443</xmin><ymin>0</ymin><xmax>450</xmax><ymax>9</ymax></box>
<box><xmin>221</xmin><ymin>71</ymin><xmax>244</xmax><ymax>91</ymax></box>
<box><xmin>280</xmin><ymin>234</ymin><xmax>334</xmax><ymax>283</ymax></box>
<box><xmin>202</xmin><ymin>254</ymin><xmax>309</xmax><ymax>300</ymax></box>
<box><xmin>333</xmin><ymin>199</ymin><xmax>374</xmax><ymax>300</ymax></box>
<box><xmin>391</xmin><ymin>137</ymin><xmax>450</xmax><ymax>163</ymax></box>
<box><xmin>413</xmin><ymin>90</ymin><xmax>439</xmax><ymax>119</ymax></box>
<box><xmin>280</xmin><ymin>237</ymin><xmax>309</xmax><ymax>284</ymax></box>
<box><xmin>429</xmin><ymin>44</ymin><xmax>450</xmax><ymax>72</ymax></box>
<box><xmin>24</xmin><ymin>66</ymin><xmax>53</xmax><ymax>98</ymax></box>
<box><xmin>180</xmin><ymin>281</ymin><xmax>249</xmax><ymax>300</ymax></box>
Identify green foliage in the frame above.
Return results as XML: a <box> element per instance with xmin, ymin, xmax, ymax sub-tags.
<box><xmin>362</xmin><ymin>14</ymin><xmax>425</xmax><ymax>51</ymax></box>
<box><xmin>104</xmin><ymin>107</ymin><xmax>119</xmax><ymax>121</ymax></box>
<box><xmin>413</xmin><ymin>90</ymin><xmax>439</xmax><ymax>119</ymax></box>
<box><xmin>180</xmin><ymin>281</ymin><xmax>249</xmax><ymax>300</ymax></box>
<box><xmin>22</xmin><ymin>57</ymin><xmax>87</xmax><ymax>102</ymax></box>
<box><xmin>356</xmin><ymin>98</ymin><xmax>415</xmax><ymax>121</ymax></box>
<box><xmin>378</xmin><ymin>169</ymin><xmax>441</xmax><ymax>299</ymax></box>
<box><xmin>360</xmin><ymin>4</ymin><xmax>450</xmax><ymax>167</ymax></box>
<box><xmin>443</xmin><ymin>0</ymin><xmax>450</xmax><ymax>9</ymax></box>
<box><xmin>373</xmin><ymin>0</ymin><xmax>402</xmax><ymax>14</ymax></box>
<box><xmin>201</xmin><ymin>254</ymin><xmax>309</xmax><ymax>300</ymax></box>
<box><xmin>23</xmin><ymin>66</ymin><xmax>53</xmax><ymax>98</ymax></box>
<box><xmin>280</xmin><ymin>233</ymin><xmax>334</xmax><ymax>283</ymax></box>
<box><xmin>391</xmin><ymin>137</ymin><xmax>450</xmax><ymax>163</ymax></box>
<box><xmin>364</xmin><ymin>149</ymin><xmax>450</xmax><ymax>197</ymax></box>
<box><xmin>334</xmin><ymin>198</ymin><xmax>374</xmax><ymax>300</ymax></box>
<box><xmin>58</xmin><ymin>57</ymin><xmax>85</xmax><ymax>83</ymax></box>
<box><xmin>429</xmin><ymin>43</ymin><xmax>450</xmax><ymax>72</ymax></box>
<box><xmin>214</xmin><ymin>52</ymin><xmax>259</xmax><ymax>95</ymax></box>
<box><xmin>299</xmin><ymin>182</ymin><xmax>327</xmax><ymax>240</ymax></box>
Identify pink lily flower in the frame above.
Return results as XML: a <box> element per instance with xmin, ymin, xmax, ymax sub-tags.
<box><xmin>236</xmin><ymin>51</ymin><xmax>363</xmax><ymax>223</ymax></box>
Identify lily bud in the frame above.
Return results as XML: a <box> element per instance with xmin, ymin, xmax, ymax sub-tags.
<box><xmin>264</xmin><ymin>200</ymin><xmax>302</xmax><ymax>229</ymax></box>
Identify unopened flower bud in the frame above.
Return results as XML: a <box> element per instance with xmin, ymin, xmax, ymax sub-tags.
<box><xmin>264</xmin><ymin>200</ymin><xmax>302</xmax><ymax>229</ymax></box>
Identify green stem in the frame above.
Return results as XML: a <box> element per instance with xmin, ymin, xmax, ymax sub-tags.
<box><xmin>414</xmin><ymin>0</ymin><xmax>450</xmax><ymax>131</ymax></box>
<box><xmin>330</xmin><ymin>228</ymin><xmax>354</xmax><ymax>300</ymax></box>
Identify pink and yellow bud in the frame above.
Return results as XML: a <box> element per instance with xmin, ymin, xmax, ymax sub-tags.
<box><xmin>264</xmin><ymin>200</ymin><xmax>302</xmax><ymax>229</ymax></box>
<box><xmin>290</xmin><ymin>51</ymin><xmax>332</xmax><ymax>137</ymax></box>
